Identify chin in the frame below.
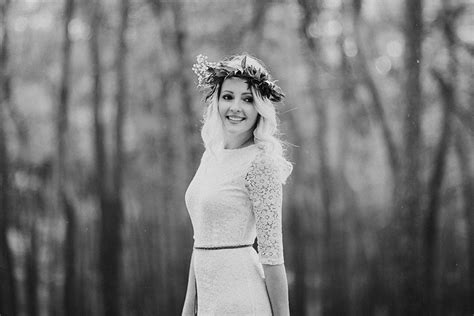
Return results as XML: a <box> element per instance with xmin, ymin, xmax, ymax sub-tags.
<box><xmin>224</xmin><ymin>125</ymin><xmax>250</xmax><ymax>135</ymax></box>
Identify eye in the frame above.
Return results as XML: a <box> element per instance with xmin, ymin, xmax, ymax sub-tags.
<box><xmin>243</xmin><ymin>96</ymin><xmax>254</xmax><ymax>103</ymax></box>
<box><xmin>222</xmin><ymin>94</ymin><xmax>233</xmax><ymax>101</ymax></box>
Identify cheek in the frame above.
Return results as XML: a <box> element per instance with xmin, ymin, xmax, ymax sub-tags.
<box><xmin>247</xmin><ymin>107</ymin><xmax>259</xmax><ymax>124</ymax></box>
<box><xmin>217</xmin><ymin>101</ymin><xmax>227</xmax><ymax>117</ymax></box>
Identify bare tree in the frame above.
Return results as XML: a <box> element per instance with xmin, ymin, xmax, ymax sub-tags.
<box><xmin>455</xmin><ymin>124</ymin><xmax>474</xmax><ymax>311</ymax></box>
<box><xmin>88</xmin><ymin>0</ymin><xmax>124</xmax><ymax>314</ymax></box>
<box><xmin>296</xmin><ymin>0</ymin><xmax>349</xmax><ymax>314</ymax></box>
<box><xmin>170</xmin><ymin>2</ymin><xmax>197</xmax><ymax>170</ymax></box>
<box><xmin>395</xmin><ymin>0</ymin><xmax>425</xmax><ymax>314</ymax></box>
<box><xmin>113</xmin><ymin>0</ymin><xmax>128</xmax><ymax>203</ymax></box>
<box><xmin>146</xmin><ymin>4</ymin><xmax>179</xmax><ymax>312</ymax></box>
<box><xmin>351</xmin><ymin>0</ymin><xmax>400</xmax><ymax>177</ymax></box>
<box><xmin>147</xmin><ymin>2</ymin><xmax>193</xmax><ymax>313</ymax></box>
<box><xmin>237</xmin><ymin>0</ymin><xmax>271</xmax><ymax>55</ymax></box>
<box><xmin>25</xmin><ymin>222</ymin><xmax>39</xmax><ymax>316</ymax></box>
<box><xmin>422</xmin><ymin>5</ymin><xmax>464</xmax><ymax>312</ymax></box>
<box><xmin>56</xmin><ymin>0</ymin><xmax>77</xmax><ymax>315</ymax></box>
<box><xmin>0</xmin><ymin>0</ymin><xmax>17</xmax><ymax>314</ymax></box>
<box><xmin>423</xmin><ymin>68</ymin><xmax>453</xmax><ymax>316</ymax></box>
<box><xmin>108</xmin><ymin>0</ymin><xmax>129</xmax><ymax>312</ymax></box>
<box><xmin>286</xmin><ymin>109</ymin><xmax>309</xmax><ymax>315</ymax></box>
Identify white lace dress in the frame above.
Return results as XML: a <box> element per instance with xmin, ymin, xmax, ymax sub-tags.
<box><xmin>185</xmin><ymin>144</ymin><xmax>290</xmax><ymax>315</ymax></box>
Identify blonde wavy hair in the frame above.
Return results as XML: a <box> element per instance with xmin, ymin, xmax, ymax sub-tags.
<box><xmin>200</xmin><ymin>54</ymin><xmax>292</xmax><ymax>183</ymax></box>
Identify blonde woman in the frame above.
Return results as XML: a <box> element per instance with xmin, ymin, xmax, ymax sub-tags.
<box><xmin>182</xmin><ymin>54</ymin><xmax>292</xmax><ymax>316</ymax></box>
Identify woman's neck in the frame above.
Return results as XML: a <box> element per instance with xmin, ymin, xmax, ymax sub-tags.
<box><xmin>224</xmin><ymin>134</ymin><xmax>254</xmax><ymax>149</ymax></box>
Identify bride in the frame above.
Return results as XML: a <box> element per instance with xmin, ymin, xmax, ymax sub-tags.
<box><xmin>182</xmin><ymin>54</ymin><xmax>292</xmax><ymax>316</ymax></box>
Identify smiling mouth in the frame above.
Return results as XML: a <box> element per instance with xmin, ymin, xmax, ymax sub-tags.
<box><xmin>226</xmin><ymin>115</ymin><xmax>246</xmax><ymax>122</ymax></box>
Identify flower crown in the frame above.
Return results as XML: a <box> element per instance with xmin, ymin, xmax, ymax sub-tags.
<box><xmin>192</xmin><ymin>54</ymin><xmax>285</xmax><ymax>102</ymax></box>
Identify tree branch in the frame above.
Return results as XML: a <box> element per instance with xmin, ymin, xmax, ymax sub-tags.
<box><xmin>352</xmin><ymin>0</ymin><xmax>400</xmax><ymax>175</ymax></box>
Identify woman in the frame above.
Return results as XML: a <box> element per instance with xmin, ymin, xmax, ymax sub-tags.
<box><xmin>182</xmin><ymin>54</ymin><xmax>292</xmax><ymax>316</ymax></box>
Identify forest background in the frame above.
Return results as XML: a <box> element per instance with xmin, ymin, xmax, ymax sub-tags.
<box><xmin>0</xmin><ymin>0</ymin><xmax>473</xmax><ymax>315</ymax></box>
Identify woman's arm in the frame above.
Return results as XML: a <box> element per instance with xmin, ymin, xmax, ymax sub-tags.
<box><xmin>245</xmin><ymin>153</ymin><xmax>291</xmax><ymax>314</ymax></box>
<box><xmin>181</xmin><ymin>252</ymin><xmax>196</xmax><ymax>316</ymax></box>
<box><xmin>263</xmin><ymin>263</ymin><xmax>290</xmax><ymax>316</ymax></box>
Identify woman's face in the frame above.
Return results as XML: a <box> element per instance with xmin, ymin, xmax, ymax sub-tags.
<box><xmin>218</xmin><ymin>77</ymin><xmax>259</xmax><ymax>142</ymax></box>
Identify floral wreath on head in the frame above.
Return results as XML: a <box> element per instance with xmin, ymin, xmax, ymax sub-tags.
<box><xmin>192</xmin><ymin>54</ymin><xmax>285</xmax><ymax>102</ymax></box>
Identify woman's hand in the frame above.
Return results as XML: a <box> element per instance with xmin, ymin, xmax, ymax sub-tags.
<box><xmin>181</xmin><ymin>296</ymin><xmax>195</xmax><ymax>316</ymax></box>
<box><xmin>263</xmin><ymin>263</ymin><xmax>290</xmax><ymax>316</ymax></box>
<box><xmin>181</xmin><ymin>252</ymin><xmax>197</xmax><ymax>316</ymax></box>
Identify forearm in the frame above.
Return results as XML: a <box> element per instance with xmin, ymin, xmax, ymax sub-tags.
<box><xmin>181</xmin><ymin>252</ymin><xmax>196</xmax><ymax>316</ymax></box>
<box><xmin>263</xmin><ymin>263</ymin><xmax>290</xmax><ymax>316</ymax></box>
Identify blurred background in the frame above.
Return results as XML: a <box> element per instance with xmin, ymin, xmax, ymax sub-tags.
<box><xmin>0</xmin><ymin>0</ymin><xmax>473</xmax><ymax>315</ymax></box>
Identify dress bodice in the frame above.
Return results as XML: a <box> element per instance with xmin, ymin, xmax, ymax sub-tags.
<box><xmin>185</xmin><ymin>144</ymin><xmax>289</xmax><ymax>265</ymax></box>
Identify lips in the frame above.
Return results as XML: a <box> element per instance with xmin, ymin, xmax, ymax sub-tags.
<box><xmin>226</xmin><ymin>115</ymin><xmax>246</xmax><ymax>122</ymax></box>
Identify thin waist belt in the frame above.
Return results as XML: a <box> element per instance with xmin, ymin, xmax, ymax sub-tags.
<box><xmin>194</xmin><ymin>244</ymin><xmax>252</xmax><ymax>250</ymax></box>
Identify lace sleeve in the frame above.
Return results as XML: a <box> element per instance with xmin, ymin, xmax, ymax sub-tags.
<box><xmin>245</xmin><ymin>154</ymin><xmax>285</xmax><ymax>265</ymax></box>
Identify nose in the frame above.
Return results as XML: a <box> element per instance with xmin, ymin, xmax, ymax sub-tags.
<box><xmin>229</xmin><ymin>99</ymin><xmax>242</xmax><ymax>112</ymax></box>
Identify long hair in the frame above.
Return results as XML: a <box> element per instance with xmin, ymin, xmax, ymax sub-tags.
<box><xmin>200</xmin><ymin>54</ymin><xmax>292</xmax><ymax>182</ymax></box>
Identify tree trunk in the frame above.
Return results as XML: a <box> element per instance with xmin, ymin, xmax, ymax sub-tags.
<box><xmin>26</xmin><ymin>222</ymin><xmax>39</xmax><ymax>316</ymax></box>
<box><xmin>162</xmin><ymin>4</ymin><xmax>192</xmax><ymax>313</ymax></box>
<box><xmin>288</xmin><ymin>201</ymin><xmax>307</xmax><ymax>316</ymax></box>
<box><xmin>454</xmin><ymin>125</ymin><xmax>474</xmax><ymax>312</ymax></box>
<box><xmin>155</xmin><ymin>78</ymin><xmax>174</xmax><ymax>314</ymax></box>
<box><xmin>423</xmin><ymin>69</ymin><xmax>453</xmax><ymax>316</ymax></box>
<box><xmin>57</xmin><ymin>0</ymin><xmax>77</xmax><ymax>315</ymax></box>
<box><xmin>108</xmin><ymin>0</ymin><xmax>129</xmax><ymax>313</ymax></box>
<box><xmin>63</xmin><ymin>197</ymin><xmax>77</xmax><ymax>315</ymax></box>
<box><xmin>113</xmin><ymin>0</ymin><xmax>128</xmax><ymax>198</ymax></box>
<box><xmin>351</xmin><ymin>0</ymin><xmax>399</xmax><ymax>177</ymax></box>
<box><xmin>170</xmin><ymin>1</ymin><xmax>198</xmax><ymax>173</ymax></box>
<box><xmin>296</xmin><ymin>0</ymin><xmax>342</xmax><ymax>314</ymax></box>
<box><xmin>316</xmin><ymin>78</ymin><xmax>337</xmax><ymax>316</ymax></box>
<box><xmin>338</xmin><ymin>23</ymin><xmax>362</xmax><ymax>316</ymax></box>
<box><xmin>89</xmin><ymin>0</ymin><xmax>106</xmax><ymax>200</ymax></box>
<box><xmin>286</xmin><ymin>109</ymin><xmax>308</xmax><ymax>316</ymax></box>
<box><xmin>239</xmin><ymin>0</ymin><xmax>270</xmax><ymax>55</ymax></box>
<box><xmin>396</xmin><ymin>0</ymin><xmax>424</xmax><ymax>314</ymax></box>
<box><xmin>88</xmin><ymin>1</ymin><xmax>121</xmax><ymax>315</ymax></box>
<box><xmin>143</xmin><ymin>2</ymin><xmax>177</xmax><ymax>305</ymax></box>
<box><xmin>422</xmin><ymin>6</ymin><xmax>461</xmax><ymax>310</ymax></box>
<box><xmin>454</xmin><ymin>33</ymin><xmax>474</xmax><ymax>308</ymax></box>
<box><xmin>0</xmin><ymin>0</ymin><xmax>17</xmax><ymax>314</ymax></box>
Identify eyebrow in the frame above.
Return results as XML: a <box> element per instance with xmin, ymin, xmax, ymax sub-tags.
<box><xmin>222</xmin><ymin>90</ymin><xmax>253</xmax><ymax>95</ymax></box>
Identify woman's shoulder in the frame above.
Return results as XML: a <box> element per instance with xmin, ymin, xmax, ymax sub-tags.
<box><xmin>248</xmin><ymin>145</ymin><xmax>293</xmax><ymax>184</ymax></box>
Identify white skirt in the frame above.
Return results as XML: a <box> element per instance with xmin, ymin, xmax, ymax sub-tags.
<box><xmin>193</xmin><ymin>246</ymin><xmax>272</xmax><ymax>315</ymax></box>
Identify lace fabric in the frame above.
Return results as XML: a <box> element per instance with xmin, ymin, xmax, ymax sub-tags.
<box><xmin>185</xmin><ymin>145</ymin><xmax>290</xmax><ymax>314</ymax></box>
<box><xmin>245</xmin><ymin>153</ymin><xmax>284</xmax><ymax>265</ymax></box>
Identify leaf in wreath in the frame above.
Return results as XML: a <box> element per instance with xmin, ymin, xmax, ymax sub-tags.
<box><xmin>241</xmin><ymin>56</ymin><xmax>247</xmax><ymax>70</ymax></box>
